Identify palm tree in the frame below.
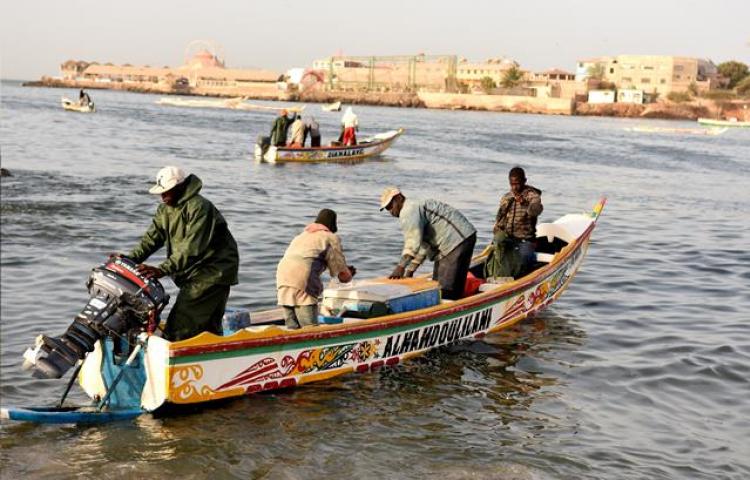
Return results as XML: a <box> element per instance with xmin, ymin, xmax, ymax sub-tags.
<box><xmin>480</xmin><ymin>76</ymin><xmax>496</xmax><ymax>93</ymax></box>
<box><xmin>500</xmin><ymin>66</ymin><xmax>524</xmax><ymax>88</ymax></box>
<box><xmin>586</xmin><ymin>63</ymin><xmax>606</xmax><ymax>80</ymax></box>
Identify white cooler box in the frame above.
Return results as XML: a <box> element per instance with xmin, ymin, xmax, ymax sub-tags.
<box><xmin>321</xmin><ymin>278</ymin><xmax>440</xmax><ymax>318</ymax></box>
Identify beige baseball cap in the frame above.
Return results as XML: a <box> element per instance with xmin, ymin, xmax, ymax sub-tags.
<box><xmin>379</xmin><ymin>186</ymin><xmax>401</xmax><ymax>210</ymax></box>
<box><xmin>149</xmin><ymin>166</ymin><xmax>187</xmax><ymax>194</ymax></box>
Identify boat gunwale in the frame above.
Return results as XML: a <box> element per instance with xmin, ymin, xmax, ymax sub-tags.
<box><xmin>169</xmin><ymin>219</ymin><xmax>597</xmax><ymax>359</ymax></box>
<box><xmin>272</xmin><ymin>128</ymin><xmax>404</xmax><ymax>154</ymax></box>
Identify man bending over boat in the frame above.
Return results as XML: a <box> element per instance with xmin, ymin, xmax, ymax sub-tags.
<box><xmin>381</xmin><ymin>188</ymin><xmax>477</xmax><ymax>300</ymax></box>
<box><xmin>287</xmin><ymin>115</ymin><xmax>305</xmax><ymax>148</ymax></box>
<box><xmin>492</xmin><ymin>166</ymin><xmax>543</xmax><ymax>277</ymax></box>
<box><xmin>303</xmin><ymin>116</ymin><xmax>321</xmax><ymax>147</ymax></box>
<box><xmin>121</xmin><ymin>166</ymin><xmax>239</xmax><ymax>341</ymax></box>
<box><xmin>276</xmin><ymin>209</ymin><xmax>356</xmax><ymax>329</ymax></box>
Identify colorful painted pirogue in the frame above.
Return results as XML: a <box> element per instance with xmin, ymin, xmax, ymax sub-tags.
<box><xmin>2</xmin><ymin>199</ymin><xmax>605</xmax><ymax>423</ymax></box>
<box><xmin>254</xmin><ymin>129</ymin><xmax>404</xmax><ymax>163</ymax></box>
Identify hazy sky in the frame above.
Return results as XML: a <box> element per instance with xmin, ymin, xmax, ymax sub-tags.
<box><xmin>1</xmin><ymin>0</ymin><xmax>748</xmax><ymax>80</ymax></box>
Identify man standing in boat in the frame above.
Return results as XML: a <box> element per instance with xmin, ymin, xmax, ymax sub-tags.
<box><xmin>270</xmin><ymin>109</ymin><xmax>297</xmax><ymax>147</ymax></box>
<box><xmin>122</xmin><ymin>166</ymin><xmax>239</xmax><ymax>341</ymax></box>
<box><xmin>303</xmin><ymin>116</ymin><xmax>321</xmax><ymax>147</ymax></box>
<box><xmin>493</xmin><ymin>166</ymin><xmax>543</xmax><ymax>276</ymax></box>
<box><xmin>78</xmin><ymin>89</ymin><xmax>92</xmax><ymax>106</ymax></box>
<box><xmin>276</xmin><ymin>209</ymin><xmax>356</xmax><ymax>329</ymax></box>
<box><xmin>381</xmin><ymin>188</ymin><xmax>476</xmax><ymax>300</ymax></box>
<box><xmin>340</xmin><ymin>107</ymin><xmax>358</xmax><ymax>146</ymax></box>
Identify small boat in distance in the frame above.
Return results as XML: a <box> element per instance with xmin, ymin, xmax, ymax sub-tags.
<box><xmin>2</xmin><ymin>199</ymin><xmax>606</xmax><ymax>423</ymax></box>
<box><xmin>697</xmin><ymin>117</ymin><xmax>750</xmax><ymax>128</ymax></box>
<box><xmin>156</xmin><ymin>96</ymin><xmax>304</xmax><ymax>113</ymax></box>
<box><xmin>254</xmin><ymin>129</ymin><xmax>404</xmax><ymax>163</ymax></box>
<box><xmin>61</xmin><ymin>97</ymin><xmax>95</xmax><ymax>113</ymax></box>
<box><xmin>321</xmin><ymin>101</ymin><xmax>342</xmax><ymax>112</ymax></box>
<box><xmin>625</xmin><ymin>126</ymin><xmax>727</xmax><ymax>136</ymax></box>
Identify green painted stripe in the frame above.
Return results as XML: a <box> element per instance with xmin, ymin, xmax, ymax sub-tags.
<box><xmin>171</xmin><ymin>301</ymin><xmax>494</xmax><ymax>365</ymax></box>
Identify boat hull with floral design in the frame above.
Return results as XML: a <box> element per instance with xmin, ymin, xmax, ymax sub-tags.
<box><xmin>92</xmin><ymin>199</ymin><xmax>605</xmax><ymax>410</ymax></box>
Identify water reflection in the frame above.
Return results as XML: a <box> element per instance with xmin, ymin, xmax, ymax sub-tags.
<box><xmin>3</xmin><ymin>82</ymin><xmax>750</xmax><ymax>479</ymax></box>
<box><xmin>0</xmin><ymin>310</ymin><xmax>587</xmax><ymax>478</ymax></box>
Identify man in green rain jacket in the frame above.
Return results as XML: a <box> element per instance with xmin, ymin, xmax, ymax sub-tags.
<box><xmin>269</xmin><ymin>109</ymin><xmax>297</xmax><ymax>147</ymax></box>
<box><xmin>126</xmin><ymin>166</ymin><xmax>239</xmax><ymax>341</ymax></box>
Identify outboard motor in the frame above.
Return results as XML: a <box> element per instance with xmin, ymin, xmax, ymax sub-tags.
<box><xmin>23</xmin><ymin>257</ymin><xmax>169</xmax><ymax>379</ymax></box>
<box><xmin>255</xmin><ymin>134</ymin><xmax>271</xmax><ymax>159</ymax></box>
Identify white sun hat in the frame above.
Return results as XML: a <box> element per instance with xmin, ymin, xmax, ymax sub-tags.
<box><xmin>379</xmin><ymin>186</ymin><xmax>401</xmax><ymax>210</ymax></box>
<box><xmin>149</xmin><ymin>166</ymin><xmax>187</xmax><ymax>194</ymax></box>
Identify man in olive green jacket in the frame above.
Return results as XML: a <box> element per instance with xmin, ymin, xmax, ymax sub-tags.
<box><xmin>126</xmin><ymin>166</ymin><xmax>239</xmax><ymax>341</ymax></box>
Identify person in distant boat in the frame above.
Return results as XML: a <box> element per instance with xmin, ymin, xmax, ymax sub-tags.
<box><xmin>303</xmin><ymin>116</ymin><xmax>321</xmax><ymax>147</ymax></box>
<box><xmin>79</xmin><ymin>89</ymin><xmax>92</xmax><ymax>106</ymax></box>
<box><xmin>381</xmin><ymin>187</ymin><xmax>476</xmax><ymax>300</ymax></box>
<box><xmin>340</xmin><ymin>107</ymin><xmax>358</xmax><ymax>146</ymax></box>
<box><xmin>120</xmin><ymin>166</ymin><xmax>239</xmax><ymax>341</ymax></box>
<box><xmin>270</xmin><ymin>109</ymin><xmax>297</xmax><ymax>147</ymax></box>
<box><xmin>276</xmin><ymin>209</ymin><xmax>356</xmax><ymax>329</ymax></box>
<box><xmin>492</xmin><ymin>166</ymin><xmax>543</xmax><ymax>277</ymax></box>
<box><xmin>287</xmin><ymin>115</ymin><xmax>305</xmax><ymax>148</ymax></box>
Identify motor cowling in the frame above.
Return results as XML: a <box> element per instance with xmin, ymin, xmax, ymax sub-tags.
<box><xmin>25</xmin><ymin>257</ymin><xmax>169</xmax><ymax>379</ymax></box>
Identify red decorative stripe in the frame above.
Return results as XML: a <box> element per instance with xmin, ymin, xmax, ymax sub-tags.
<box><xmin>370</xmin><ymin>360</ymin><xmax>385</xmax><ymax>370</ymax></box>
<box><xmin>217</xmin><ymin>363</ymin><xmax>279</xmax><ymax>390</ymax></box>
<box><xmin>108</xmin><ymin>263</ymin><xmax>147</xmax><ymax>289</ymax></box>
<box><xmin>279</xmin><ymin>378</ymin><xmax>297</xmax><ymax>389</ymax></box>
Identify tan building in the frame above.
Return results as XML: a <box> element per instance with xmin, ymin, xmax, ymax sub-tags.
<box><xmin>312</xmin><ymin>54</ymin><xmax>457</xmax><ymax>92</ymax></box>
<box><xmin>575</xmin><ymin>57</ymin><xmax>613</xmax><ymax>82</ymax></box>
<box><xmin>60</xmin><ymin>60</ymin><xmax>94</xmax><ymax>80</ymax></box>
<box><xmin>313</xmin><ymin>54</ymin><xmax>529</xmax><ymax>93</ymax></box>
<box><xmin>60</xmin><ymin>50</ymin><xmax>279</xmax><ymax>91</ymax></box>
<box><xmin>455</xmin><ymin>58</ymin><xmax>521</xmax><ymax>88</ymax></box>
<box><xmin>527</xmin><ymin>68</ymin><xmax>583</xmax><ymax>98</ymax></box>
<box><xmin>576</xmin><ymin>55</ymin><xmax>721</xmax><ymax>96</ymax></box>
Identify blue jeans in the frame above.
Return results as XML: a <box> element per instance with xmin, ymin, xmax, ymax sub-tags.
<box><xmin>282</xmin><ymin>305</ymin><xmax>319</xmax><ymax>329</ymax></box>
<box><xmin>515</xmin><ymin>240</ymin><xmax>536</xmax><ymax>276</ymax></box>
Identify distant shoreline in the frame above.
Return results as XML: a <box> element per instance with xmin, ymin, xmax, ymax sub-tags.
<box><xmin>19</xmin><ymin>78</ymin><xmax>750</xmax><ymax>122</ymax></box>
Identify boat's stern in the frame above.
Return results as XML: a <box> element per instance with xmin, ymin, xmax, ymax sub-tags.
<box><xmin>78</xmin><ymin>335</ymin><xmax>171</xmax><ymax>412</ymax></box>
<box><xmin>254</xmin><ymin>144</ymin><xmax>277</xmax><ymax>163</ymax></box>
<box><xmin>254</xmin><ymin>134</ymin><xmax>277</xmax><ymax>163</ymax></box>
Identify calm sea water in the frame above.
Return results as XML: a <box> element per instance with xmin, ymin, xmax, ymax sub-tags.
<box><xmin>1</xmin><ymin>81</ymin><xmax>749</xmax><ymax>479</ymax></box>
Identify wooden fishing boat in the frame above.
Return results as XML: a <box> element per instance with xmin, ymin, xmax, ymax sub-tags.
<box><xmin>697</xmin><ymin>117</ymin><xmax>750</xmax><ymax>128</ymax></box>
<box><xmin>255</xmin><ymin>129</ymin><xmax>404</xmax><ymax>163</ymax></box>
<box><xmin>156</xmin><ymin>96</ymin><xmax>303</xmax><ymax>113</ymax></box>
<box><xmin>156</xmin><ymin>96</ymin><xmax>242</xmax><ymax>109</ymax></box>
<box><xmin>321</xmin><ymin>101</ymin><xmax>342</xmax><ymax>112</ymax></box>
<box><xmin>61</xmin><ymin>97</ymin><xmax>95</xmax><ymax>113</ymax></box>
<box><xmin>1</xmin><ymin>199</ymin><xmax>606</xmax><ymax>423</ymax></box>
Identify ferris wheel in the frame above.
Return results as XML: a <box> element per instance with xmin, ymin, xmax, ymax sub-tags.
<box><xmin>184</xmin><ymin>40</ymin><xmax>225</xmax><ymax>67</ymax></box>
